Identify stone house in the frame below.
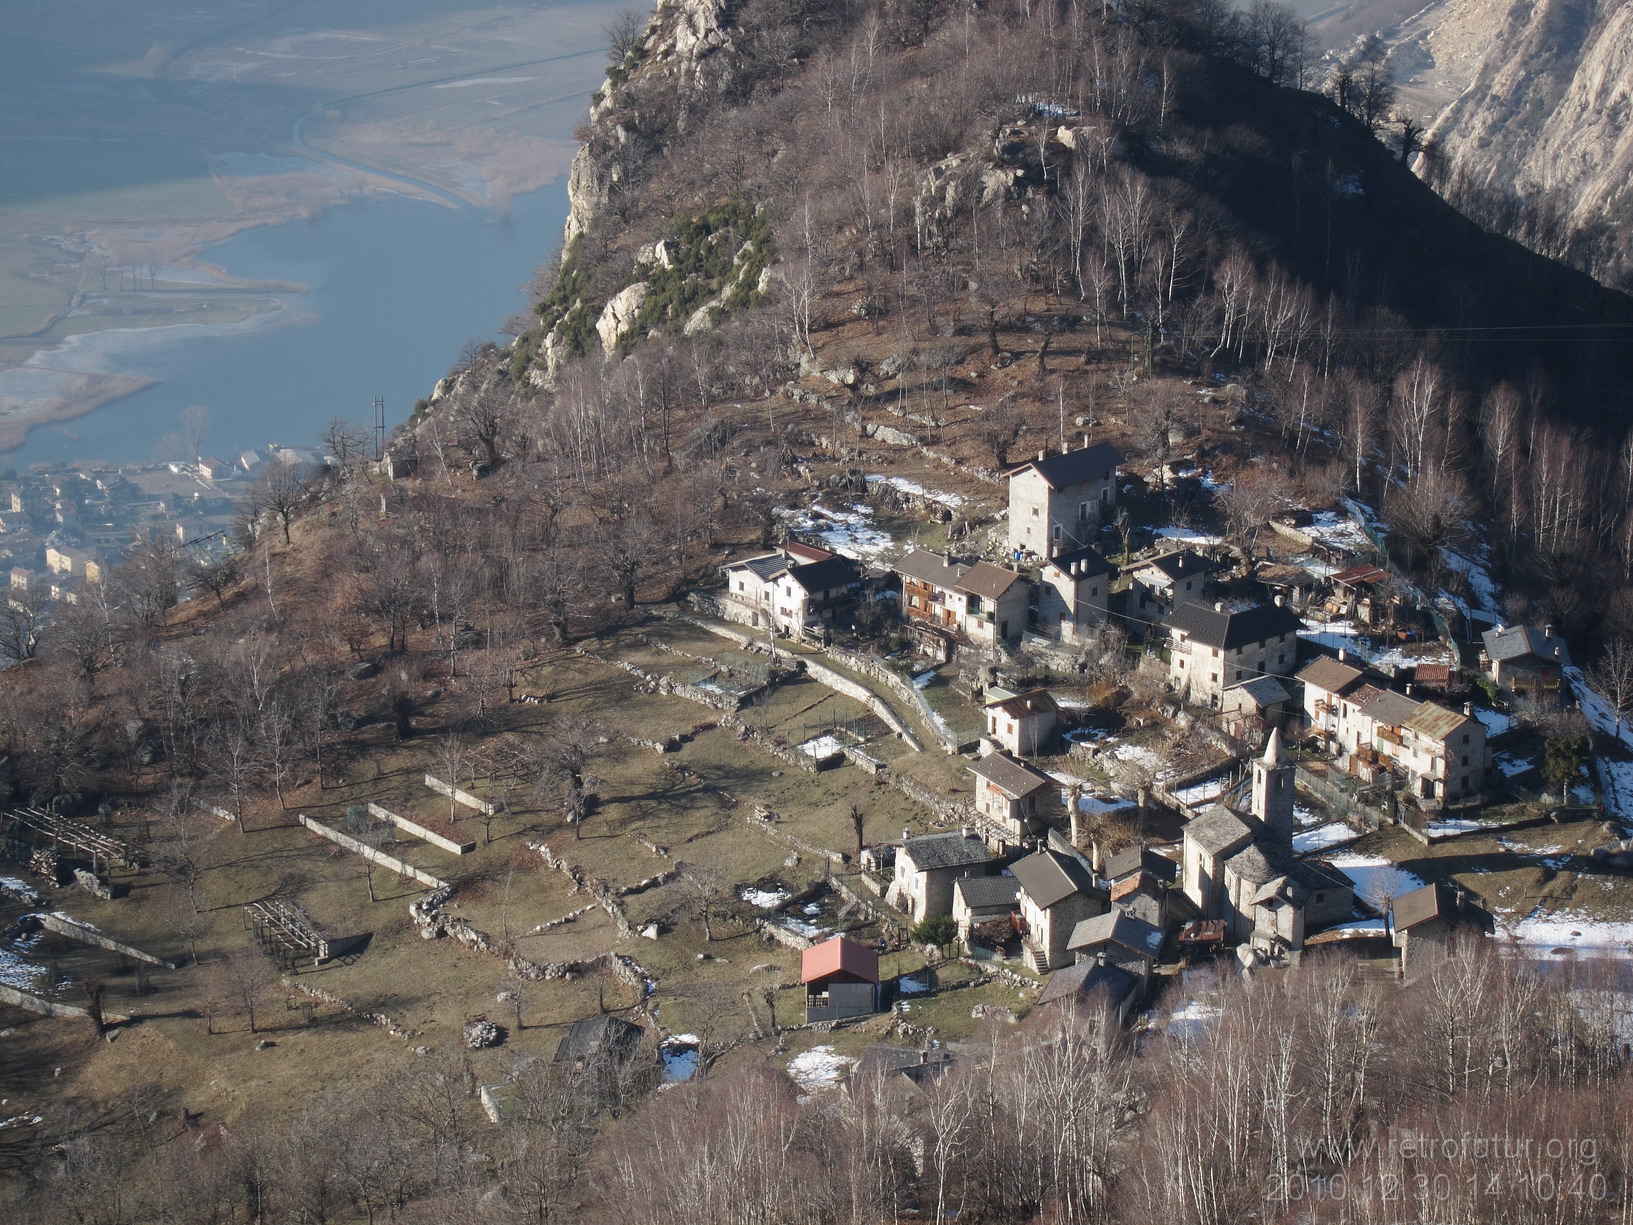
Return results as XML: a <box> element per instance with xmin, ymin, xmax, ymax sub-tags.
<box><xmin>895</xmin><ymin>549</ymin><xmax>1029</xmax><ymax>645</ymax></box>
<box><xmin>969</xmin><ymin>751</ymin><xmax>1055</xmax><ymax>840</ymax></box>
<box><xmin>890</xmin><ymin>831</ymin><xmax>993</xmax><ymax>923</ymax></box>
<box><xmin>951</xmin><ymin>875</ymin><xmax>1021</xmax><ymax>941</ymax></box>
<box><xmin>1181</xmin><ymin>731</ymin><xmax>1353</xmax><ymax>956</ymax></box>
<box><xmin>1035</xmin><ymin>545</ymin><xmax>1114</xmax><ymax>643</ymax></box>
<box><xmin>1035</xmin><ymin>958</ymin><xmax>1142</xmax><ymax>1023</ymax></box>
<box><xmin>801</xmin><ymin>936</ymin><xmax>881</xmax><ymax>1022</ymax></box>
<box><xmin>1006</xmin><ymin>442</ymin><xmax>1122</xmax><ymax>559</ymax></box>
<box><xmin>1389</xmin><ymin>882</ymin><xmax>1484</xmax><ymax>975</ymax></box>
<box><xmin>1165</xmin><ymin>601</ymin><xmax>1303</xmax><ymax>708</ymax></box>
<box><xmin>983</xmin><ymin>686</ymin><xmax>1059</xmax><ymax>756</ymax></box>
<box><xmin>1126</xmin><ymin>549</ymin><xmax>1217</xmax><ymax>621</ymax></box>
<box><xmin>1012</xmin><ymin>848</ymin><xmax>1106</xmax><ymax>972</ymax></box>
<box><xmin>1479</xmin><ymin>624</ymin><xmax>1571</xmax><ymax>697</ymax></box>
<box><xmin>1221</xmin><ymin>675</ymin><xmax>1291</xmax><ymax>739</ymax></box>
<box><xmin>1067</xmin><ymin>910</ymin><xmax>1164</xmax><ymax>989</ymax></box>
<box><xmin>718</xmin><ymin>544</ymin><xmax>859</xmax><ymax>638</ymax></box>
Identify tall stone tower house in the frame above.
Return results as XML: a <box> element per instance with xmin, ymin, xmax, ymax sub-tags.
<box><xmin>1006</xmin><ymin>442</ymin><xmax>1122</xmax><ymax>560</ymax></box>
<box><xmin>1251</xmin><ymin>727</ymin><xmax>1294</xmax><ymax>849</ymax></box>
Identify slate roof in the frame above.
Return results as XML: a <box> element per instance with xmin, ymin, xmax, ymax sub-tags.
<box><xmin>1331</xmin><ymin>563</ymin><xmax>1391</xmax><ymax>586</ymax></box>
<box><xmin>954</xmin><ymin>876</ymin><xmax>1022</xmax><ymax>910</ymax></box>
<box><xmin>1358</xmin><ymin>689</ymin><xmax>1421</xmax><ymax>727</ymax></box>
<box><xmin>1130</xmin><ymin>549</ymin><xmax>1216</xmax><ymax>584</ymax></box>
<box><xmin>785</xmin><ymin>556</ymin><xmax>858</xmax><ymax>593</ymax></box>
<box><xmin>1036</xmin><ymin>959</ymin><xmax>1139</xmax><ymax>1008</ymax></box>
<box><xmin>554</xmin><ymin>1015</ymin><xmax>645</xmax><ymax>1064</ymax></box>
<box><xmin>1011</xmin><ymin>848</ymin><xmax>1099</xmax><ymax>910</ymax></box>
<box><xmin>895</xmin><ymin>548</ymin><xmax>968</xmax><ymax>589</ymax></box>
<box><xmin>985</xmin><ymin>686</ymin><xmax>1059</xmax><ymax>718</ymax></box>
<box><xmin>854</xmin><ymin>1044</ymin><xmax>957</xmax><ymax>1084</ymax></box>
<box><xmin>1067</xmin><ymin>910</ymin><xmax>1165</xmax><ymax>957</ymax></box>
<box><xmin>1103</xmin><ymin>845</ymin><xmax>1178</xmax><ymax>884</ymax></box>
<box><xmin>1225</xmin><ymin>843</ymin><xmax>1279</xmax><ymax>887</ymax></box>
<box><xmin>1482</xmin><ymin>624</ymin><xmax>1571</xmax><ymax>666</ymax></box>
<box><xmin>1390</xmin><ymin>881</ymin><xmax>1462</xmax><ymax>932</ymax></box>
<box><xmin>1043</xmin><ymin>545</ymin><xmax>1115</xmax><ymax>580</ymax></box>
<box><xmin>902</xmin><ymin>831</ymin><xmax>992</xmax><ymax>872</ymax></box>
<box><xmin>1185</xmin><ymin>805</ymin><xmax>1255</xmax><ymax>855</ymax></box>
<box><xmin>1165</xmin><ymin>601</ymin><xmax>1303</xmax><ymax>651</ymax></box>
<box><xmin>958</xmin><ymin>560</ymin><xmax>1028</xmax><ymax>600</ymax></box>
<box><xmin>1011</xmin><ymin>442</ymin><xmax>1123</xmax><ymax>489</ymax></box>
<box><xmin>969</xmin><ymin>750</ymin><xmax>1053</xmax><ymax>798</ymax></box>
<box><xmin>1297</xmin><ymin>656</ymin><xmax>1366</xmax><ymax>696</ymax></box>
<box><xmin>1226</xmin><ymin>675</ymin><xmax>1291</xmax><ymax>708</ymax></box>
<box><xmin>1402</xmin><ymin>701</ymin><xmax>1472</xmax><ymax>741</ymax></box>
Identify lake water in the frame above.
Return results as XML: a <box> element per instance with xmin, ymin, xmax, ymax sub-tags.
<box><xmin>7</xmin><ymin>183</ymin><xmax>565</xmax><ymax>468</ymax></box>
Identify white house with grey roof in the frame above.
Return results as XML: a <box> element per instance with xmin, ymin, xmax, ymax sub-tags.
<box><xmin>719</xmin><ymin>543</ymin><xmax>859</xmax><ymax>638</ymax></box>
<box><xmin>1006</xmin><ymin>442</ymin><xmax>1122</xmax><ymax>559</ymax></box>
<box><xmin>1011</xmin><ymin>848</ymin><xmax>1106</xmax><ymax>971</ymax></box>
<box><xmin>889</xmin><ymin>831</ymin><xmax>994</xmax><ymax>923</ymax></box>
<box><xmin>1165</xmin><ymin>601</ymin><xmax>1303</xmax><ymax>707</ymax></box>
<box><xmin>1125</xmin><ymin>549</ymin><xmax>1217</xmax><ymax>622</ymax></box>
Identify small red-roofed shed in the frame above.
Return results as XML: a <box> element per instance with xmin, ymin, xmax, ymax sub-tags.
<box><xmin>801</xmin><ymin>936</ymin><xmax>880</xmax><ymax>1022</ymax></box>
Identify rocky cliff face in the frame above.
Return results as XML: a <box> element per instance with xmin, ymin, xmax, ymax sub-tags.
<box><xmin>1418</xmin><ymin>0</ymin><xmax>1633</xmax><ymax>288</ymax></box>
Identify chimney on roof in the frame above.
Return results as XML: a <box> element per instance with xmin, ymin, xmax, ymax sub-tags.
<box><xmin>903</xmin><ymin>827</ymin><xmax>911</xmax><ymax>842</ymax></box>
<box><xmin>1405</xmin><ymin>684</ymin><xmax>1413</xmax><ymax>696</ymax></box>
<box><xmin>1038</xmin><ymin>449</ymin><xmax>1047</xmax><ymax>462</ymax></box>
<box><xmin>961</xmin><ymin>825</ymin><xmax>973</xmax><ymax>840</ymax></box>
<box><xmin>1338</xmin><ymin>648</ymin><xmax>1348</xmax><ymax>663</ymax></box>
<box><xmin>1274</xmin><ymin>594</ymin><xmax>1284</xmax><ymax>608</ymax></box>
<box><xmin>1544</xmin><ymin>623</ymin><xmax>1555</xmax><ymax>639</ymax></box>
<box><xmin>1464</xmin><ymin>701</ymin><xmax>1474</xmax><ymax>717</ymax></box>
<box><xmin>1095</xmin><ymin>949</ymin><xmax>1106</xmax><ymax>967</ymax></box>
<box><xmin>1214</xmin><ymin>601</ymin><xmax>1225</xmax><ymax>612</ymax></box>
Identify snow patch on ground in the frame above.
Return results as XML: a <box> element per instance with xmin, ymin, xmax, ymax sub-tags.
<box><xmin>740</xmin><ymin>887</ymin><xmax>790</xmax><ymax>909</ymax></box>
<box><xmin>866</xmin><ymin>475</ymin><xmax>968</xmax><ymax>508</ymax></box>
<box><xmin>1170</xmin><ymin>775</ymin><xmax>1228</xmax><ymax>807</ymax></box>
<box><xmin>1110</xmin><ymin>742</ymin><xmax>1166</xmax><ymax>774</ymax></box>
<box><xmin>0</xmin><ymin>942</ymin><xmax>50</xmax><ymax>993</ymax></box>
<box><xmin>1297</xmin><ymin>618</ymin><xmax>1453</xmax><ymax>671</ymax></box>
<box><xmin>913</xmin><ymin>669</ymin><xmax>937</xmax><ymax>689</ymax></box>
<box><xmin>660</xmin><ymin>1036</ymin><xmax>700</xmax><ymax>1082</ymax></box>
<box><xmin>778</xmin><ymin>502</ymin><xmax>897</xmax><ymax>562</ymax></box>
<box><xmin>786</xmin><ymin>1045</ymin><xmax>856</xmax><ymax>1092</ymax></box>
<box><xmin>1164</xmin><ymin>999</ymin><xmax>1222</xmax><ymax>1041</ymax></box>
<box><xmin>1326</xmin><ymin>852</ymin><xmax>1427</xmax><ymax>912</ymax></box>
<box><xmin>0</xmin><ymin>877</ymin><xmax>40</xmax><ymax>905</ymax></box>
<box><xmin>1506</xmin><ymin>910</ymin><xmax>1633</xmax><ymax>959</ymax></box>
<box><xmin>1152</xmin><ymin>525</ymin><xmax>1226</xmax><ymax>547</ymax></box>
<box><xmin>1294</xmin><ymin>822</ymin><xmax>1358</xmax><ymax>855</ymax></box>
<box><xmin>797</xmin><ymin>734</ymin><xmax>846</xmax><ymax>760</ymax></box>
<box><xmin>1304</xmin><ymin>510</ymin><xmax>1372</xmax><ymax>554</ymax></box>
<box><xmin>1474</xmin><ymin>708</ymin><xmax>1512</xmax><ymax>738</ymax></box>
<box><xmin>1425</xmin><ymin>817</ymin><xmax>1485</xmax><ymax>837</ymax></box>
<box><xmin>1440</xmin><ymin>547</ymin><xmax>1501</xmax><ymax>617</ymax></box>
<box><xmin>898</xmin><ymin>976</ymin><xmax>928</xmax><ymax>995</ymax></box>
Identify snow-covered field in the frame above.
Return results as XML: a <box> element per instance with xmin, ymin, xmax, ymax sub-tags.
<box><xmin>787</xmin><ymin>1045</ymin><xmax>855</xmax><ymax>1092</ymax></box>
<box><xmin>1296</xmin><ymin>618</ymin><xmax>1454</xmax><ymax>671</ymax></box>
<box><xmin>1423</xmin><ymin>816</ymin><xmax>1485</xmax><ymax>838</ymax></box>
<box><xmin>1505</xmin><ymin>909</ymin><xmax>1633</xmax><ymax>959</ymax></box>
<box><xmin>0</xmin><ymin>941</ymin><xmax>50</xmax><ymax>993</ymax></box>
<box><xmin>1304</xmin><ymin>510</ymin><xmax>1372</xmax><ymax>554</ymax></box>
<box><xmin>1473</xmin><ymin>708</ymin><xmax>1512</xmax><ymax>738</ymax></box>
<box><xmin>1164</xmin><ymin>999</ymin><xmax>1222</xmax><ymax>1041</ymax></box>
<box><xmin>740</xmin><ymin>886</ymin><xmax>790</xmax><ymax>909</ymax></box>
<box><xmin>0</xmin><ymin>876</ymin><xmax>40</xmax><ymax>905</ymax></box>
<box><xmin>1152</xmin><ymin>524</ymin><xmax>1225</xmax><ymax>547</ymax></box>
<box><xmin>1326</xmin><ymin>851</ymin><xmax>1427</xmax><ymax>912</ymax></box>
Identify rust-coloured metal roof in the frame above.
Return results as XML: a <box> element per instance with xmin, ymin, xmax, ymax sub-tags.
<box><xmin>800</xmin><ymin>935</ymin><xmax>880</xmax><ymax>985</ymax></box>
